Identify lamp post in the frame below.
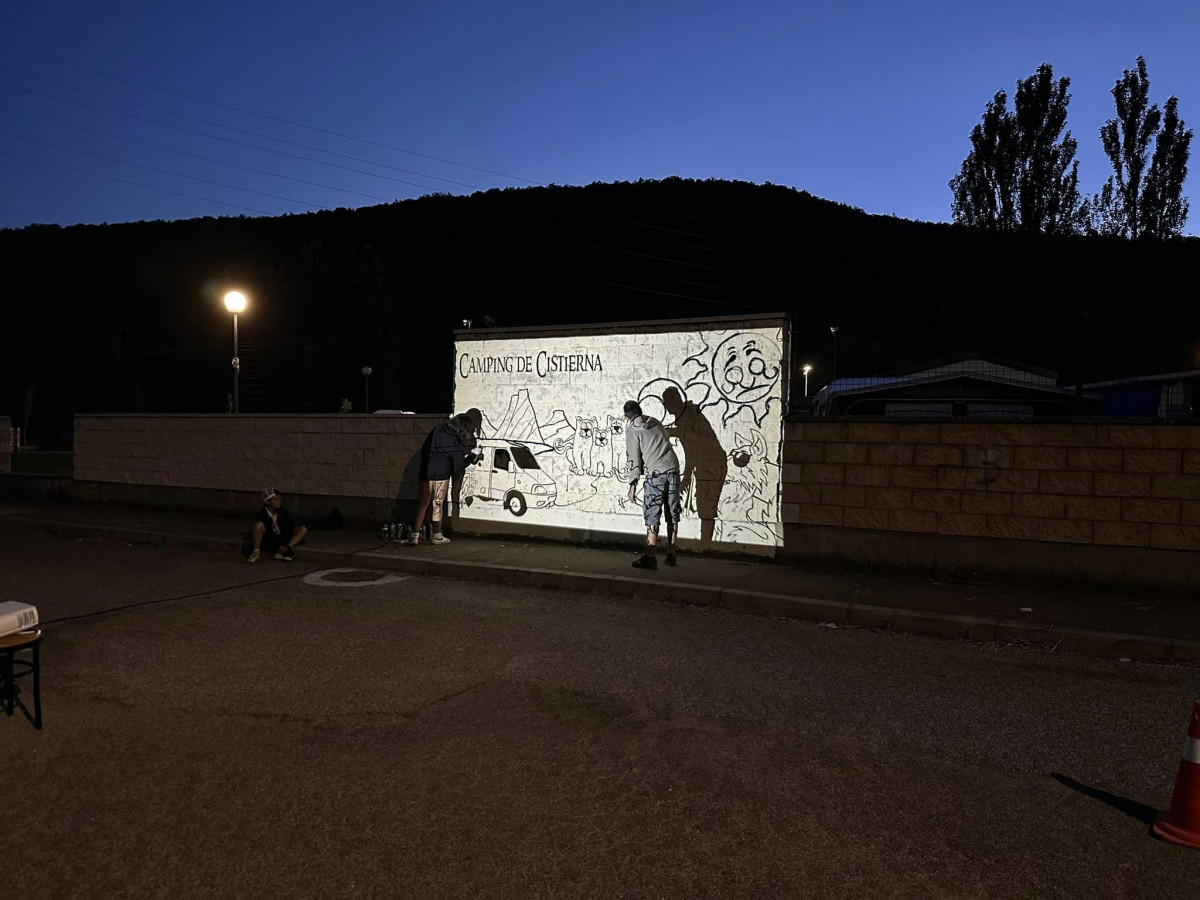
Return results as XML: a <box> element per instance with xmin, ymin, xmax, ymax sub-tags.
<box><xmin>362</xmin><ymin>366</ymin><xmax>373</xmax><ymax>413</ymax></box>
<box><xmin>802</xmin><ymin>364</ymin><xmax>813</xmax><ymax>397</ymax></box>
<box><xmin>223</xmin><ymin>291</ymin><xmax>247</xmax><ymax>414</ymax></box>
<box><xmin>830</xmin><ymin>325</ymin><xmax>839</xmax><ymax>382</ymax></box>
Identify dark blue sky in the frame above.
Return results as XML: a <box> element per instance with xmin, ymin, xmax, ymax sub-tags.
<box><xmin>2</xmin><ymin>1</ymin><xmax>1197</xmax><ymax>231</ymax></box>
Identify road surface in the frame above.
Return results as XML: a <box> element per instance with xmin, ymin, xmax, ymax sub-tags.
<box><xmin>2</xmin><ymin>531</ymin><xmax>1198</xmax><ymax>897</ymax></box>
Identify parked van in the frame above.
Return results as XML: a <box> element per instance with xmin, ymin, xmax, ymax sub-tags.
<box><xmin>461</xmin><ymin>439</ymin><xmax>557</xmax><ymax>516</ymax></box>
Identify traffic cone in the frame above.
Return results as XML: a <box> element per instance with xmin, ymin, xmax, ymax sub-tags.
<box><xmin>1153</xmin><ymin>699</ymin><xmax>1200</xmax><ymax>849</ymax></box>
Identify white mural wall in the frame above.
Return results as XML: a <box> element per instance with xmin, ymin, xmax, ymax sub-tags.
<box><xmin>452</xmin><ymin>323</ymin><xmax>787</xmax><ymax>548</ymax></box>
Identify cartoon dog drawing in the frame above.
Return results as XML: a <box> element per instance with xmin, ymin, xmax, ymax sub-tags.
<box><xmin>567</xmin><ymin>416</ymin><xmax>595</xmax><ymax>475</ymax></box>
<box><xmin>606</xmin><ymin>414</ymin><xmax>632</xmax><ymax>481</ymax></box>
<box><xmin>589</xmin><ymin>420</ymin><xmax>611</xmax><ymax>477</ymax></box>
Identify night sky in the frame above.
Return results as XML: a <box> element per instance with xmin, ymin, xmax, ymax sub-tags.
<box><xmin>1</xmin><ymin>0</ymin><xmax>1197</xmax><ymax>231</ymax></box>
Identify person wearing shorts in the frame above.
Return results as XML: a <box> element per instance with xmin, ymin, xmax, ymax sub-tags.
<box><xmin>408</xmin><ymin>414</ymin><xmax>476</xmax><ymax>546</ymax></box>
<box><xmin>247</xmin><ymin>487</ymin><xmax>308</xmax><ymax>562</ymax></box>
<box><xmin>622</xmin><ymin>400</ymin><xmax>682</xmax><ymax>569</ymax></box>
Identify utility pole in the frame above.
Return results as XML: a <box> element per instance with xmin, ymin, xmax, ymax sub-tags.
<box><xmin>830</xmin><ymin>325</ymin><xmax>839</xmax><ymax>382</ymax></box>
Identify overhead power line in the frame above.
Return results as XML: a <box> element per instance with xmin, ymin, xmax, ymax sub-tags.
<box><xmin>0</xmin><ymin>82</ymin><xmax>446</xmax><ymax>194</ymax></box>
<box><xmin>1</xmin><ymin>91</ymin><xmax>909</xmax><ymax>317</ymax></box>
<box><xmin>0</xmin><ymin>51</ymin><xmax>920</xmax><ymax>313</ymax></box>
<box><xmin>1</xmin><ymin>106</ymin><xmax>391</xmax><ymax>203</ymax></box>
<box><xmin>2</xmin><ymin>61</ymin><xmax>916</xmax><ymax>271</ymax></box>
<box><xmin>8</xmin><ymin>47</ymin><xmax>538</xmax><ymax>185</ymax></box>
<box><xmin>384</xmin><ymin>213</ymin><xmax>900</xmax><ymax>321</ymax></box>
<box><xmin>0</xmin><ymin>69</ymin><xmax>481</xmax><ymax>190</ymax></box>
<box><xmin>0</xmin><ymin>48</ymin><xmax>929</xmax><ymax>270</ymax></box>
<box><xmin>0</xmin><ymin>149</ymin><xmax>272</xmax><ymax>215</ymax></box>
<box><xmin>1</xmin><ymin>131</ymin><xmax>333</xmax><ymax>209</ymax></box>
<box><xmin>2</xmin><ymin>76</ymin><xmax>908</xmax><ymax>297</ymax></box>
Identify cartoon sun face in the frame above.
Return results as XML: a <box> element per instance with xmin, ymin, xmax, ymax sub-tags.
<box><xmin>713</xmin><ymin>334</ymin><xmax>780</xmax><ymax>405</ymax></box>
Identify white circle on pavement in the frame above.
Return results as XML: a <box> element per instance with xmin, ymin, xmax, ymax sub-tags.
<box><xmin>302</xmin><ymin>568</ymin><xmax>409</xmax><ymax>588</ymax></box>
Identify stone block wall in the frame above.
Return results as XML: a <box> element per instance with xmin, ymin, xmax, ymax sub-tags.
<box><xmin>0</xmin><ymin>416</ymin><xmax>10</xmax><ymax>473</ymax></box>
<box><xmin>781</xmin><ymin>420</ymin><xmax>1200</xmax><ymax>554</ymax></box>
<box><xmin>74</xmin><ymin>414</ymin><xmax>442</xmax><ymax>504</ymax></box>
<box><xmin>63</xmin><ymin>413</ymin><xmax>1200</xmax><ymax>584</ymax></box>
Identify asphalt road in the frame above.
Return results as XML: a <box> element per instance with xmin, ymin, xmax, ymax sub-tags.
<box><xmin>2</xmin><ymin>532</ymin><xmax>1199</xmax><ymax>898</ymax></box>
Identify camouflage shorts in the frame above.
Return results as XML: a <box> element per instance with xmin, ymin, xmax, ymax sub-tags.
<box><xmin>643</xmin><ymin>471</ymin><xmax>682</xmax><ymax>530</ymax></box>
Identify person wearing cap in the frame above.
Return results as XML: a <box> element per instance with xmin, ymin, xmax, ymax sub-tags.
<box><xmin>247</xmin><ymin>488</ymin><xmax>308</xmax><ymax>562</ymax></box>
<box><xmin>622</xmin><ymin>399</ymin><xmax>681</xmax><ymax>569</ymax></box>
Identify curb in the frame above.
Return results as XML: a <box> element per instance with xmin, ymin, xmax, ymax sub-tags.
<box><xmin>5</xmin><ymin>514</ymin><xmax>1197</xmax><ymax>663</ymax></box>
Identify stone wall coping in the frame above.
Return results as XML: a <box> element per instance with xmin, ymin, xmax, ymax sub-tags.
<box><xmin>456</xmin><ymin>311</ymin><xmax>788</xmax><ymax>338</ymax></box>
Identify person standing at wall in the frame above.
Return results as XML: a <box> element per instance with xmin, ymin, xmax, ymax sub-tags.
<box><xmin>622</xmin><ymin>400</ymin><xmax>681</xmax><ymax>569</ymax></box>
<box><xmin>447</xmin><ymin>408</ymin><xmax>483</xmax><ymax>535</ymax></box>
<box><xmin>407</xmin><ymin>414</ymin><xmax>476</xmax><ymax>545</ymax></box>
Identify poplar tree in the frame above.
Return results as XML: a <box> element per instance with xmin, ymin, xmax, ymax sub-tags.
<box><xmin>1091</xmin><ymin>57</ymin><xmax>1192</xmax><ymax>238</ymax></box>
<box><xmin>950</xmin><ymin>64</ymin><xmax>1084</xmax><ymax>234</ymax></box>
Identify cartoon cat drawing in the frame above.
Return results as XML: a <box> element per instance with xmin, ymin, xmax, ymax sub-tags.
<box><xmin>724</xmin><ymin>430</ymin><xmax>774</xmax><ymax>526</ymax></box>
<box><xmin>589</xmin><ymin>421</ymin><xmax>611</xmax><ymax>476</ymax></box>
<box><xmin>606</xmin><ymin>415</ymin><xmax>631</xmax><ymax>481</ymax></box>
<box><xmin>567</xmin><ymin>416</ymin><xmax>595</xmax><ymax>475</ymax></box>
<box><xmin>715</xmin><ymin>430</ymin><xmax>778</xmax><ymax>544</ymax></box>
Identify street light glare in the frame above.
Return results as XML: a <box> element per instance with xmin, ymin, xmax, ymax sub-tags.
<box><xmin>223</xmin><ymin>291</ymin><xmax>247</xmax><ymax>313</ymax></box>
<box><xmin>802</xmin><ymin>364</ymin><xmax>813</xmax><ymax>374</ymax></box>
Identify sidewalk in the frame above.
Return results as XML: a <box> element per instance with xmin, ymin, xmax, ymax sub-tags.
<box><xmin>2</xmin><ymin>498</ymin><xmax>1198</xmax><ymax>662</ymax></box>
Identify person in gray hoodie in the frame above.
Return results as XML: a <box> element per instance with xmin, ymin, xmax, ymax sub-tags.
<box><xmin>623</xmin><ymin>400</ymin><xmax>681</xmax><ymax>569</ymax></box>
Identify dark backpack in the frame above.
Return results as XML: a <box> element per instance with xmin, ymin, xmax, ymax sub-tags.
<box><xmin>316</xmin><ymin>507</ymin><xmax>344</xmax><ymax>530</ymax></box>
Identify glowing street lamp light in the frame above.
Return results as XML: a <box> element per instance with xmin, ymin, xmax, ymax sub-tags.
<box><xmin>361</xmin><ymin>366</ymin><xmax>373</xmax><ymax>413</ymax></box>
<box><xmin>802</xmin><ymin>363</ymin><xmax>813</xmax><ymax>397</ymax></box>
<box><xmin>223</xmin><ymin>291</ymin><xmax>247</xmax><ymax>414</ymax></box>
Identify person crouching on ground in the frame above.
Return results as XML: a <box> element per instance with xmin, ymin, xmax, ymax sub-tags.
<box><xmin>247</xmin><ymin>487</ymin><xmax>308</xmax><ymax>562</ymax></box>
<box><xmin>408</xmin><ymin>414</ymin><xmax>476</xmax><ymax>545</ymax></box>
<box><xmin>623</xmin><ymin>400</ymin><xmax>681</xmax><ymax>569</ymax></box>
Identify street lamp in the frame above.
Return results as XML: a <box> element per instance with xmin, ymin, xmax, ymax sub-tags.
<box><xmin>802</xmin><ymin>364</ymin><xmax>813</xmax><ymax>397</ymax></box>
<box><xmin>362</xmin><ymin>366</ymin><xmax>373</xmax><ymax>413</ymax></box>
<box><xmin>830</xmin><ymin>325</ymin><xmax>839</xmax><ymax>382</ymax></box>
<box><xmin>223</xmin><ymin>291</ymin><xmax>247</xmax><ymax>414</ymax></box>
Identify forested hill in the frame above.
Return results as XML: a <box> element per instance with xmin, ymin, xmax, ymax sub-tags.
<box><xmin>3</xmin><ymin>177</ymin><xmax>1199</xmax><ymax>443</ymax></box>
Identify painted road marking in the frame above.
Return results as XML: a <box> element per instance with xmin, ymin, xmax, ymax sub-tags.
<box><xmin>302</xmin><ymin>568</ymin><xmax>409</xmax><ymax>588</ymax></box>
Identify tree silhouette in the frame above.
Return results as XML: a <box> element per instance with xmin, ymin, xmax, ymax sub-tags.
<box><xmin>951</xmin><ymin>64</ymin><xmax>1084</xmax><ymax>235</ymax></box>
<box><xmin>1143</xmin><ymin>97</ymin><xmax>1192</xmax><ymax>238</ymax></box>
<box><xmin>1092</xmin><ymin>57</ymin><xmax>1193</xmax><ymax>239</ymax></box>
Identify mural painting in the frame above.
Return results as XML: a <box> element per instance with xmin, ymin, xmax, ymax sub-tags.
<box><xmin>453</xmin><ymin>322</ymin><xmax>787</xmax><ymax>549</ymax></box>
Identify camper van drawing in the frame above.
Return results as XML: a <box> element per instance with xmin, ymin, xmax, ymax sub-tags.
<box><xmin>462</xmin><ymin>439</ymin><xmax>557</xmax><ymax>516</ymax></box>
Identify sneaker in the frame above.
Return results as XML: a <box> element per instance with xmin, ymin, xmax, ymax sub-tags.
<box><xmin>430</xmin><ymin>533</ymin><xmax>451</xmax><ymax>544</ymax></box>
<box><xmin>631</xmin><ymin>555</ymin><xmax>658</xmax><ymax>570</ymax></box>
<box><xmin>665</xmin><ymin>553</ymin><xmax>677</xmax><ymax>567</ymax></box>
<box><xmin>275</xmin><ymin>546</ymin><xmax>295</xmax><ymax>561</ymax></box>
<box><xmin>246</xmin><ymin>549</ymin><xmax>261</xmax><ymax>563</ymax></box>
<box><xmin>404</xmin><ymin>534</ymin><xmax>419</xmax><ymax>546</ymax></box>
